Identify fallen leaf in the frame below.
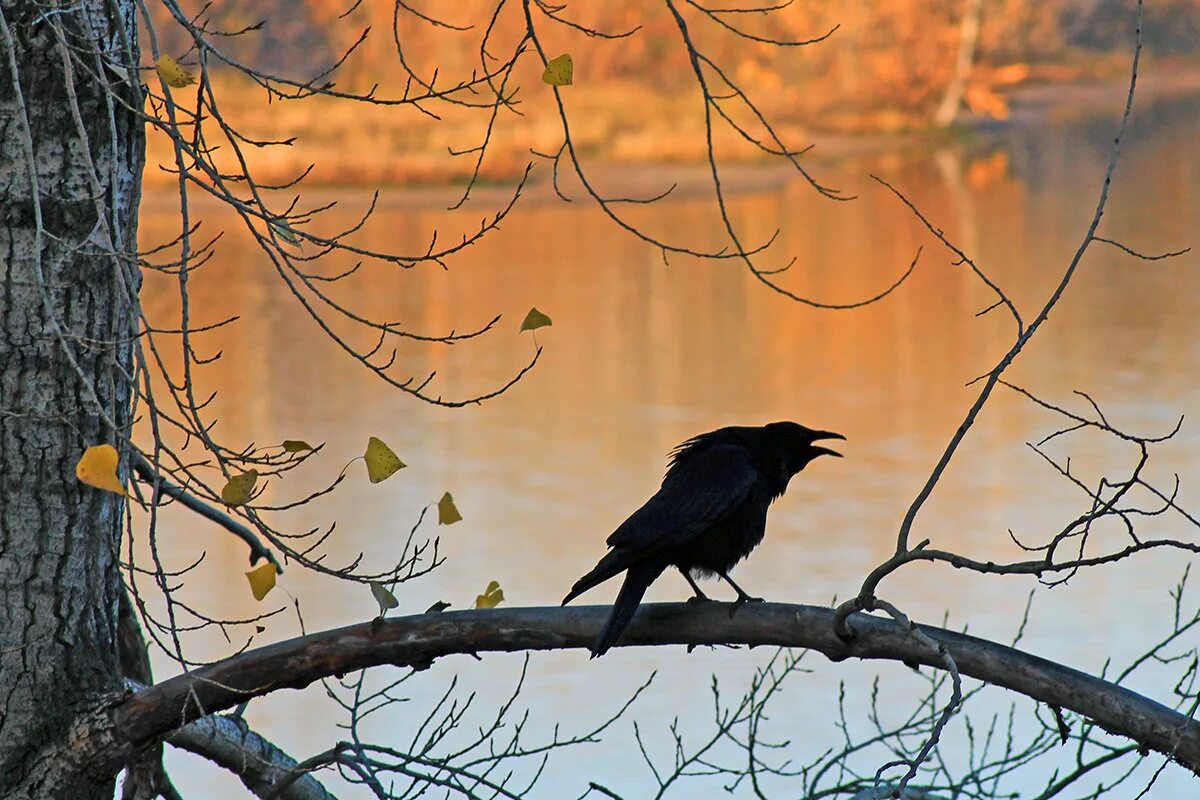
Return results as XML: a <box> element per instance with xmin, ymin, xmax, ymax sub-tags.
<box><xmin>75</xmin><ymin>444</ymin><xmax>127</xmax><ymax>497</ymax></box>
<box><xmin>542</xmin><ymin>53</ymin><xmax>573</xmax><ymax>86</ymax></box>
<box><xmin>438</xmin><ymin>492</ymin><xmax>463</xmax><ymax>525</ymax></box>
<box><xmin>246</xmin><ymin>562</ymin><xmax>276</xmax><ymax>601</ymax></box>
<box><xmin>369</xmin><ymin>581</ymin><xmax>399</xmax><ymax>615</ymax></box>
<box><xmin>426</xmin><ymin>600</ymin><xmax>451</xmax><ymax>614</ymax></box>
<box><xmin>364</xmin><ymin>436</ymin><xmax>405</xmax><ymax>483</ymax></box>
<box><xmin>156</xmin><ymin>54</ymin><xmax>196</xmax><ymax>88</ymax></box>
<box><xmin>520</xmin><ymin>307</ymin><xmax>552</xmax><ymax>332</ymax></box>
<box><xmin>475</xmin><ymin>580</ymin><xmax>505</xmax><ymax>609</ymax></box>
<box><xmin>221</xmin><ymin>470</ymin><xmax>259</xmax><ymax>505</ymax></box>
<box><xmin>282</xmin><ymin>440</ymin><xmax>314</xmax><ymax>453</ymax></box>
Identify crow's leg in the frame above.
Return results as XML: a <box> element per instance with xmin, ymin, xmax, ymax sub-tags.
<box><xmin>719</xmin><ymin>571</ymin><xmax>764</xmax><ymax>604</ymax></box>
<box><xmin>680</xmin><ymin>569</ymin><xmax>712</xmax><ymax>604</ymax></box>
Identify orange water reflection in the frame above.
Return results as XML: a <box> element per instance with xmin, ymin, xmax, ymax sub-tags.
<box><xmin>137</xmin><ymin>94</ymin><xmax>1200</xmax><ymax>796</ymax></box>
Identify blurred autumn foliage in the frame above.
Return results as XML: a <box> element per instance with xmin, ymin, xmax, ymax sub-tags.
<box><xmin>145</xmin><ymin>0</ymin><xmax>1200</xmax><ymax>185</ymax></box>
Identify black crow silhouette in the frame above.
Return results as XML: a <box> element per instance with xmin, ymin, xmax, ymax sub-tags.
<box><xmin>563</xmin><ymin>421</ymin><xmax>844</xmax><ymax>657</ymax></box>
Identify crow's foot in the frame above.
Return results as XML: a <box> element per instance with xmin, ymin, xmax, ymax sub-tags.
<box><xmin>728</xmin><ymin>594</ymin><xmax>765</xmax><ymax>617</ymax></box>
<box><xmin>717</xmin><ymin>572</ymin><xmax>762</xmax><ymax>607</ymax></box>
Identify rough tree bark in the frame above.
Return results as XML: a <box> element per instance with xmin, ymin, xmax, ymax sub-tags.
<box><xmin>0</xmin><ymin>0</ymin><xmax>142</xmax><ymax>796</ymax></box>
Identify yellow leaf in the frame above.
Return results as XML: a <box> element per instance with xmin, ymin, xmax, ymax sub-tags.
<box><xmin>221</xmin><ymin>470</ymin><xmax>258</xmax><ymax>505</ymax></box>
<box><xmin>246</xmin><ymin>562</ymin><xmax>277</xmax><ymax>601</ymax></box>
<box><xmin>520</xmin><ymin>307</ymin><xmax>552</xmax><ymax>332</ymax></box>
<box><xmin>271</xmin><ymin>220</ymin><xmax>302</xmax><ymax>246</ymax></box>
<box><xmin>75</xmin><ymin>444</ymin><xmax>127</xmax><ymax>497</ymax></box>
<box><xmin>155</xmin><ymin>54</ymin><xmax>196</xmax><ymax>88</ymax></box>
<box><xmin>541</xmin><ymin>53</ymin><xmax>573</xmax><ymax>86</ymax></box>
<box><xmin>475</xmin><ymin>580</ymin><xmax>505</xmax><ymax>609</ymax></box>
<box><xmin>369</xmin><ymin>581</ymin><xmax>399</xmax><ymax>614</ymax></box>
<box><xmin>364</xmin><ymin>436</ymin><xmax>405</xmax><ymax>483</ymax></box>
<box><xmin>282</xmin><ymin>440</ymin><xmax>314</xmax><ymax>453</ymax></box>
<box><xmin>438</xmin><ymin>492</ymin><xmax>463</xmax><ymax>525</ymax></box>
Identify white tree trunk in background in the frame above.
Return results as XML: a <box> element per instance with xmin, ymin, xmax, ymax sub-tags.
<box><xmin>936</xmin><ymin>0</ymin><xmax>984</xmax><ymax>125</ymax></box>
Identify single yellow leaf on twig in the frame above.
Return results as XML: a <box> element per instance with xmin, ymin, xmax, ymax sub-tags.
<box><xmin>156</xmin><ymin>54</ymin><xmax>196</xmax><ymax>88</ymax></box>
<box><xmin>438</xmin><ymin>492</ymin><xmax>463</xmax><ymax>525</ymax></box>
<box><xmin>221</xmin><ymin>470</ymin><xmax>258</xmax><ymax>505</ymax></box>
<box><xmin>270</xmin><ymin>220</ymin><xmax>302</xmax><ymax>247</ymax></box>
<box><xmin>246</xmin><ymin>562</ymin><xmax>277</xmax><ymax>601</ymax></box>
<box><xmin>369</xmin><ymin>581</ymin><xmax>399</xmax><ymax>615</ymax></box>
<box><xmin>475</xmin><ymin>580</ymin><xmax>505</xmax><ymax>609</ymax></box>
<box><xmin>542</xmin><ymin>53</ymin><xmax>573</xmax><ymax>86</ymax></box>
<box><xmin>282</xmin><ymin>440</ymin><xmax>314</xmax><ymax>453</ymax></box>
<box><xmin>75</xmin><ymin>444</ymin><xmax>127</xmax><ymax>497</ymax></box>
<box><xmin>520</xmin><ymin>307</ymin><xmax>552</xmax><ymax>332</ymax></box>
<box><xmin>364</xmin><ymin>436</ymin><xmax>405</xmax><ymax>483</ymax></box>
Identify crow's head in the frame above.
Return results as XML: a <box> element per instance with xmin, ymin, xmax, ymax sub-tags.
<box><xmin>764</xmin><ymin>420</ymin><xmax>845</xmax><ymax>476</ymax></box>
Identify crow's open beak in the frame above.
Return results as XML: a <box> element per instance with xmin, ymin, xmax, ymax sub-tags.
<box><xmin>810</xmin><ymin>430</ymin><xmax>845</xmax><ymax>458</ymax></box>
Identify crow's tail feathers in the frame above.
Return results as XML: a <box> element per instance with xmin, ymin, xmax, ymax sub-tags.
<box><xmin>591</xmin><ymin>561</ymin><xmax>665</xmax><ymax>658</ymax></box>
<box><xmin>561</xmin><ymin>550</ymin><xmax>666</xmax><ymax>658</ymax></box>
<box><xmin>562</xmin><ymin>548</ymin><xmax>631</xmax><ymax>606</ymax></box>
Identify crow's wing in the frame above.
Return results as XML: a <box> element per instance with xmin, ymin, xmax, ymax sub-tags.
<box><xmin>605</xmin><ymin>442</ymin><xmax>758</xmax><ymax>553</ymax></box>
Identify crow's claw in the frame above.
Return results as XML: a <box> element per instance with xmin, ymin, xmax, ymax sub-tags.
<box><xmin>728</xmin><ymin>595</ymin><xmax>765</xmax><ymax>617</ymax></box>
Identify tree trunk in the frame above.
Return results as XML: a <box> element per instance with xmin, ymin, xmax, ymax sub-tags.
<box><xmin>0</xmin><ymin>0</ymin><xmax>142</xmax><ymax>796</ymax></box>
<box><xmin>934</xmin><ymin>0</ymin><xmax>984</xmax><ymax>126</ymax></box>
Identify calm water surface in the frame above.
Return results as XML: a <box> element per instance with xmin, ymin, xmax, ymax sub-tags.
<box><xmin>137</xmin><ymin>91</ymin><xmax>1200</xmax><ymax>797</ymax></box>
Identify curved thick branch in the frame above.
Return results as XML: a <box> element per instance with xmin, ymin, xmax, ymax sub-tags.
<box><xmin>168</xmin><ymin>714</ymin><xmax>334</xmax><ymax>800</ymax></box>
<box><xmin>113</xmin><ymin>604</ymin><xmax>1200</xmax><ymax>774</ymax></box>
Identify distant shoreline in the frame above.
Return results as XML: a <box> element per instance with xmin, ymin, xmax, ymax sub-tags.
<box><xmin>140</xmin><ymin>68</ymin><xmax>1200</xmax><ymax>210</ymax></box>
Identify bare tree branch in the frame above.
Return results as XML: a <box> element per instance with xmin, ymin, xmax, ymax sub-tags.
<box><xmin>833</xmin><ymin>2</ymin><xmax>1163</xmax><ymax>651</ymax></box>
<box><xmin>111</xmin><ymin>603</ymin><xmax>1200</xmax><ymax>775</ymax></box>
<box><xmin>167</xmin><ymin>713</ymin><xmax>335</xmax><ymax>800</ymax></box>
<box><xmin>131</xmin><ymin>451</ymin><xmax>280</xmax><ymax>570</ymax></box>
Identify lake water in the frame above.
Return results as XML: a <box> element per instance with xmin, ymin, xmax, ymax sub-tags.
<box><xmin>137</xmin><ymin>86</ymin><xmax>1200</xmax><ymax>797</ymax></box>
